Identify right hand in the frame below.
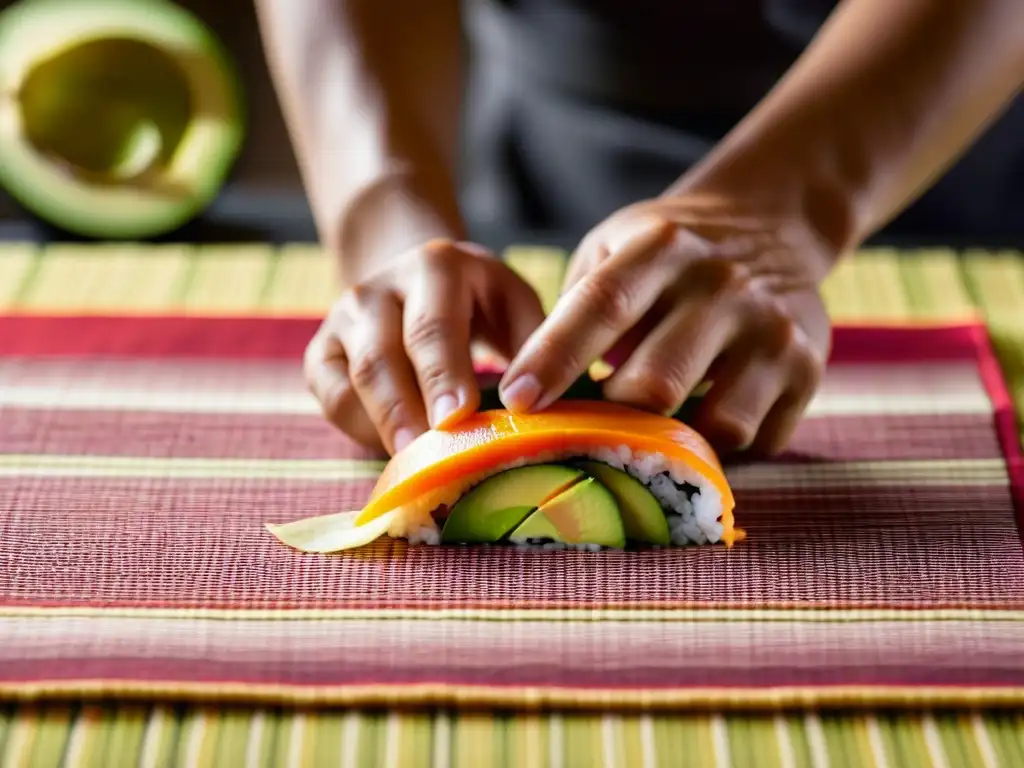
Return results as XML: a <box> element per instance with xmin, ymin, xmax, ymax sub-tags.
<box><xmin>304</xmin><ymin>238</ymin><xmax>547</xmax><ymax>455</ymax></box>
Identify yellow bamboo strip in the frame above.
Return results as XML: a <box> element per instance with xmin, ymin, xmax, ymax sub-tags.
<box><xmin>453</xmin><ymin>714</ymin><xmax>496</xmax><ymax>768</ymax></box>
<box><xmin>503</xmin><ymin>246</ymin><xmax>568</xmax><ymax>314</ymax></box>
<box><xmin>0</xmin><ymin>243</ymin><xmax>38</xmax><ymax>310</ymax></box>
<box><xmin>20</xmin><ymin>244</ymin><xmax>191</xmax><ymax>312</ymax></box>
<box><xmin>179</xmin><ymin>245</ymin><xmax>276</xmax><ymax>314</ymax></box>
<box><xmin>898</xmin><ymin>248</ymin><xmax>976</xmax><ymax>320</ymax></box>
<box><xmin>262</xmin><ymin>244</ymin><xmax>336</xmax><ymax>316</ymax></box>
<box><xmin>821</xmin><ymin>251</ymin><xmax>867</xmax><ymax>321</ymax></box>
<box><xmin>963</xmin><ymin>250</ymin><xmax>1024</xmax><ymax>432</ymax></box>
<box><xmin>962</xmin><ymin>250</ymin><xmax>1024</xmax><ymax>320</ymax></box>
<box><xmin>850</xmin><ymin>248</ymin><xmax>914</xmax><ymax>321</ymax></box>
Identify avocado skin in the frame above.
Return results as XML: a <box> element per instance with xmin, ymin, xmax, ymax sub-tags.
<box><xmin>440</xmin><ymin>505</ymin><xmax>536</xmax><ymax>545</ymax></box>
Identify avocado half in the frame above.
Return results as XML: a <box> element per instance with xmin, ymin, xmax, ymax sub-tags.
<box><xmin>0</xmin><ymin>0</ymin><xmax>245</xmax><ymax>238</ymax></box>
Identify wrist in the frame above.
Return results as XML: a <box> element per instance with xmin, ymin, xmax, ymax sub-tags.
<box><xmin>669</xmin><ymin>0</ymin><xmax>1024</xmax><ymax>264</ymax></box>
<box><xmin>323</xmin><ymin>164</ymin><xmax>466</xmax><ymax>287</ymax></box>
<box><xmin>667</xmin><ymin>131</ymin><xmax>863</xmax><ymax>268</ymax></box>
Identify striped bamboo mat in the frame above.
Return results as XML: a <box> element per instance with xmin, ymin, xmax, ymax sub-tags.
<box><xmin>0</xmin><ymin>242</ymin><xmax>1022</xmax><ymax>767</ymax></box>
<box><xmin>1</xmin><ymin>705</ymin><xmax>1023</xmax><ymax>767</ymax></box>
<box><xmin>1</xmin><ymin>242</ymin><xmax>1021</xmax><ymax>431</ymax></box>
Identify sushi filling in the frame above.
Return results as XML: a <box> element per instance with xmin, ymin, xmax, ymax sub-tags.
<box><xmin>394</xmin><ymin>444</ymin><xmax>724</xmax><ymax>550</ymax></box>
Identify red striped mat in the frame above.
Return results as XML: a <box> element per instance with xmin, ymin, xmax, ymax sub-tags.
<box><xmin>0</xmin><ymin>315</ymin><xmax>1022</xmax><ymax>709</ymax></box>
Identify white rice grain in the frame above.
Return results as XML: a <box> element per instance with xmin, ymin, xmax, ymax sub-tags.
<box><xmin>389</xmin><ymin>442</ymin><xmax>725</xmax><ymax>549</ymax></box>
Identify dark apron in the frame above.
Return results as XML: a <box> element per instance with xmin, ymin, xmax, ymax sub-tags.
<box><xmin>458</xmin><ymin>0</ymin><xmax>1024</xmax><ymax>248</ymax></box>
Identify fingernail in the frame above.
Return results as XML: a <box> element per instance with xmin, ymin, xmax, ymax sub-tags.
<box><xmin>393</xmin><ymin>428</ymin><xmax>417</xmax><ymax>453</ymax></box>
<box><xmin>431</xmin><ymin>392</ymin><xmax>461</xmax><ymax>428</ymax></box>
<box><xmin>500</xmin><ymin>374</ymin><xmax>542</xmax><ymax>412</ymax></box>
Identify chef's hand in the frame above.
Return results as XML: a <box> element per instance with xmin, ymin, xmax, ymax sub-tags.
<box><xmin>305</xmin><ymin>239</ymin><xmax>546</xmax><ymax>454</ymax></box>
<box><xmin>498</xmin><ymin>196</ymin><xmax>834</xmax><ymax>456</ymax></box>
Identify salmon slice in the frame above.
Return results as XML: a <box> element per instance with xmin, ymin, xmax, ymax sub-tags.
<box><xmin>266</xmin><ymin>400</ymin><xmax>739</xmax><ymax>553</ymax></box>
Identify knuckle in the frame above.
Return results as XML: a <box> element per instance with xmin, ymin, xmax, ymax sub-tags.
<box><xmin>620</xmin><ymin>360</ymin><xmax>691</xmax><ymax>414</ymax></box>
<box><xmin>705</xmin><ymin>259</ymin><xmax>753</xmax><ymax>299</ymax></box>
<box><xmin>640</xmin><ymin>376</ymin><xmax>684</xmax><ymax>415</ymax></box>
<box><xmin>303</xmin><ymin>329</ymin><xmax>340</xmax><ymax>382</ymax></box>
<box><xmin>762</xmin><ymin>307</ymin><xmax>800</xmax><ymax>357</ymax></box>
<box><xmin>374</xmin><ymin>393</ymin><xmax>409</xmax><ymax>435</ymax></box>
<box><xmin>347</xmin><ymin>346</ymin><xmax>394</xmax><ymax>390</ymax></box>
<box><xmin>419</xmin><ymin>238</ymin><xmax>461</xmax><ymax>270</ymax></box>
<box><xmin>706</xmin><ymin>409</ymin><xmax>758</xmax><ymax>452</ymax></box>
<box><xmin>417</xmin><ymin>362</ymin><xmax>451</xmax><ymax>395</ymax></box>
<box><xmin>404</xmin><ymin>312</ymin><xmax>455</xmax><ymax>351</ymax></box>
<box><xmin>744</xmin><ymin>296</ymin><xmax>807</xmax><ymax>361</ymax></box>
<box><xmin>346</xmin><ymin>284</ymin><xmax>378</xmax><ymax>309</ymax></box>
<box><xmin>576</xmin><ymin>270</ymin><xmax>636</xmax><ymax>328</ymax></box>
<box><xmin>302</xmin><ymin>333</ymin><xmax>325</xmax><ymax>374</ymax></box>
<box><xmin>406</xmin><ymin>348</ymin><xmax>452</xmax><ymax>395</ymax></box>
<box><xmin>788</xmin><ymin>340</ymin><xmax>823</xmax><ymax>391</ymax></box>
<box><xmin>319</xmin><ymin>376</ymin><xmax>356</xmax><ymax>423</ymax></box>
<box><xmin>335</xmin><ymin>284</ymin><xmax>378</xmax><ymax>319</ymax></box>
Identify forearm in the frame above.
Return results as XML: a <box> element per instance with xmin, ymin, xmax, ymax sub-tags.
<box><xmin>254</xmin><ymin>0</ymin><xmax>465</xmax><ymax>283</ymax></box>
<box><xmin>672</xmin><ymin>0</ymin><xmax>1024</xmax><ymax>257</ymax></box>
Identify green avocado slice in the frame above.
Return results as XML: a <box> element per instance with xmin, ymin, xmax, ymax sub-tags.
<box><xmin>440</xmin><ymin>465</ymin><xmax>585</xmax><ymax>544</ymax></box>
<box><xmin>507</xmin><ymin>476</ymin><xmax>626</xmax><ymax>548</ymax></box>
<box><xmin>577</xmin><ymin>462</ymin><xmax>671</xmax><ymax>546</ymax></box>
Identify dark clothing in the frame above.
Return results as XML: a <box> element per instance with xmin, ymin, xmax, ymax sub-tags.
<box><xmin>458</xmin><ymin>0</ymin><xmax>1024</xmax><ymax>248</ymax></box>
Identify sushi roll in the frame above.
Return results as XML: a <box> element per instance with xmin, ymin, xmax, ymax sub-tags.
<box><xmin>266</xmin><ymin>399</ymin><xmax>741</xmax><ymax>554</ymax></box>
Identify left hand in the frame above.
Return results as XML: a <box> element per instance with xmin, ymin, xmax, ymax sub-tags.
<box><xmin>498</xmin><ymin>195</ymin><xmax>835</xmax><ymax>456</ymax></box>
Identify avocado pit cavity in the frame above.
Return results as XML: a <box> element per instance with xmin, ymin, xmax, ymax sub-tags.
<box><xmin>16</xmin><ymin>37</ymin><xmax>191</xmax><ymax>185</ymax></box>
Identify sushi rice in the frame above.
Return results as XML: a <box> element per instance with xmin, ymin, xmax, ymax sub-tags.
<box><xmin>391</xmin><ymin>443</ymin><xmax>724</xmax><ymax>550</ymax></box>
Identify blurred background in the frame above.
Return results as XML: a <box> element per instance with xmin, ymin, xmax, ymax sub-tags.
<box><xmin>0</xmin><ymin>0</ymin><xmax>319</xmax><ymax>244</ymax></box>
<box><xmin>0</xmin><ymin>0</ymin><xmax>1019</xmax><ymax>251</ymax></box>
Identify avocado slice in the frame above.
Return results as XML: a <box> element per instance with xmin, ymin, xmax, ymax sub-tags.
<box><xmin>577</xmin><ymin>461</ymin><xmax>670</xmax><ymax>546</ymax></box>
<box><xmin>0</xmin><ymin>0</ymin><xmax>245</xmax><ymax>239</ymax></box>
<box><xmin>508</xmin><ymin>476</ymin><xmax>626</xmax><ymax>548</ymax></box>
<box><xmin>440</xmin><ymin>465</ymin><xmax>586</xmax><ymax>544</ymax></box>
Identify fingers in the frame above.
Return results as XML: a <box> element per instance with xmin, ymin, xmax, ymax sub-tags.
<box><xmin>692</xmin><ymin>321</ymin><xmax>822</xmax><ymax>456</ymax></box>
<box><xmin>600</xmin><ymin>298</ymin><xmax>742</xmax><ymax>416</ymax></box>
<box><xmin>304</xmin><ymin>238</ymin><xmax>543</xmax><ymax>454</ymax></box>
<box><xmin>474</xmin><ymin>260</ymin><xmax>547</xmax><ymax>362</ymax></box>
<box><xmin>302</xmin><ymin>328</ymin><xmax>384</xmax><ymax>451</ymax></box>
<box><xmin>689</xmin><ymin>354</ymin><xmax>786</xmax><ymax>454</ymax></box>
<box><xmin>748</xmin><ymin>339</ymin><xmax>822</xmax><ymax>456</ymax></box>
<box><xmin>334</xmin><ymin>290</ymin><xmax>429</xmax><ymax>454</ymax></box>
<box><xmin>402</xmin><ymin>247</ymin><xmax>479</xmax><ymax>429</ymax></box>
<box><xmin>499</xmin><ymin>217</ymin><xmax>678</xmax><ymax>412</ymax></box>
<box><xmin>748</xmin><ymin>386</ymin><xmax>813</xmax><ymax>457</ymax></box>
<box><xmin>599</xmin><ymin>284</ymin><xmax>823</xmax><ymax>454</ymax></box>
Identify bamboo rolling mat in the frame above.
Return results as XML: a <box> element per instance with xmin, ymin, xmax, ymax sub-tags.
<box><xmin>0</xmin><ymin>242</ymin><xmax>1022</xmax><ymax>767</ymax></box>
<box><xmin>1</xmin><ymin>242</ymin><xmax>1021</xmax><ymax>429</ymax></box>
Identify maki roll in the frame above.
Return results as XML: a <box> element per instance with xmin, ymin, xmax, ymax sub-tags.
<box><xmin>266</xmin><ymin>400</ymin><xmax>740</xmax><ymax>554</ymax></box>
